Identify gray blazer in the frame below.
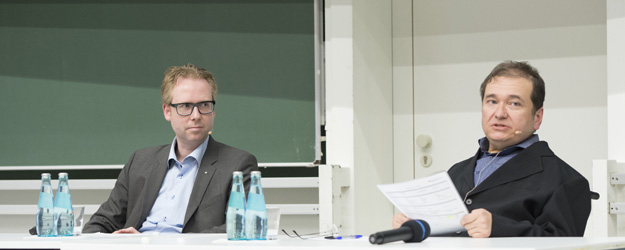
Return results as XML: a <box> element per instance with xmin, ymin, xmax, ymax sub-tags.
<box><xmin>83</xmin><ymin>136</ymin><xmax>258</xmax><ymax>233</ymax></box>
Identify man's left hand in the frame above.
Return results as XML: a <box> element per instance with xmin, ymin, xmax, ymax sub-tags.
<box><xmin>460</xmin><ymin>208</ymin><xmax>492</xmax><ymax>238</ymax></box>
<box><xmin>113</xmin><ymin>227</ymin><xmax>140</xmax><ymax>234</ymax></box>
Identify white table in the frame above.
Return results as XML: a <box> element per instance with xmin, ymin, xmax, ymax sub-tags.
<box><xmin>2</xmin><ymin>233</ymin><xmax>625</xmax><ymax>250</ymax></box>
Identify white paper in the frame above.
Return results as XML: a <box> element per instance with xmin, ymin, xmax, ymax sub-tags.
<box><xmin>377</xmin><ymin>171</ymin><xmax>468</xmax><ymax>235</ymax></box>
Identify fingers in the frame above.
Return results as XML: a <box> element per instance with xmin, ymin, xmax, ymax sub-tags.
<box><xmin>461</xmin><ymin>209</ymin><xmax>492</xmax><ymax>238</ymax></box>
<box><xmin>392</xmin><ymin>213</ymin><xmax>410</xmax><ymax>229</ymax></box>
<box><xmin>113</xmin><ymin>227</ymin><xmax>140</xmax><ymax>234</ymax></box>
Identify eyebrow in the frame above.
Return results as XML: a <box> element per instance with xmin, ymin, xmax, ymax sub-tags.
<box><xmin>484</xmin><ymin>93</ymin><xmax>523</xmax><ymax>100</ymax></box>
<box><xmin>173</xmin><ymin>100</ymin><xmax>213</xmax><ymax>104</ymax></box>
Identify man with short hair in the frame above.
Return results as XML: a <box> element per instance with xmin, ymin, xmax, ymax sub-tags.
<box><xmin>84</xmin><ymin>64</ymin><xmax>258</xmax><ymax>233</ymax></box>
<box><xmin>393</xmin><ymin>61</ymin><xmax>591</xmax><ymax>237</ymax></box>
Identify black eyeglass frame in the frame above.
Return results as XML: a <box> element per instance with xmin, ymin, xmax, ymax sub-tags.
<box><xmin>169</xmin><ymin>101</ymin><xmax>216</xmax><ymax>116</ymax></box>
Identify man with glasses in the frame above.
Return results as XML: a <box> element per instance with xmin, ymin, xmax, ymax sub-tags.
<box><xmin>83</xmin><ymin>64</ymin><xmax>258</xmax><ymax>234</ymax></box>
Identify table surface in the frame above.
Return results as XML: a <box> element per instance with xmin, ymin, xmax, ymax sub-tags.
<box><xmin>2</xmin><ymin>233</ymin><xmax>625</xmax><ymax>250</ymax></box>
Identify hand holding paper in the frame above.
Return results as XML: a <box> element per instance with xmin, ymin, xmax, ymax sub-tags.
<box><xmin>377</xmin><ymin>172</ymin><xmax>468</xmax><ymax>235</ymax></box>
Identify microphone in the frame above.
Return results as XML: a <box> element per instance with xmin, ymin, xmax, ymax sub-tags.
<box><xmin>369</xmin><ymin>220</ymin><xmax>430</xmax><ymax>245</ymax></box>
<box><xmin>515</xmin><ymin>130</ymin><xmax>535</xmax><ymax>135</ymax></box>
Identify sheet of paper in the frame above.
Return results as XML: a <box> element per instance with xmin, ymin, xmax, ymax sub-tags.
<box><xmin>377</xmin><ymin>171</ymin><xmax>468</xmax><ymax>235</ymax></box>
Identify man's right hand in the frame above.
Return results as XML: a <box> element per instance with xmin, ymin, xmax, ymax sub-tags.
<box><xmin>392</xmin><ymin>213</ymin><xmax>410</xmax><ymax>229</ymax></box>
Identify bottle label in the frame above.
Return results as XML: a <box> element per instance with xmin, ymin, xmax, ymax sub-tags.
<box><xmin>247</xmin><ymin>193</ymin><xmax>266</xmax><ymax>212</ymax></box>
<box><xmin>38</xmin><ymin>192</ymin><xmax>53</xmax><ymax>209</ymax></box>
<box><xmin>229</xmin><ymin>191</ymin><xmax>246</xmax><ymax>209</ymax></box>
<box><xmin>55</xmin><ymin>192</ymin><xmax>73</xmax><ymax>210</ymax></box>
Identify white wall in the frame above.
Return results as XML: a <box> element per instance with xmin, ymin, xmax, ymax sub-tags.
<box><xmin>327</xmin><ymin>0</ymin><xmax>610</xmax><ymax>235</ymax></box>
<box><xmin>352</xmin><ymin>0</ymin><xmax>394</xmax><ymax>235</ymax></box>
<box><xmin>392</xmin><ymin>0</ymin><xmax>416</xmax><ymax>184</ymax></box>
<box><xmin>608</xmin><ymin>0</ymin><xmax>625</xmax><ymax>162</ymax></box>
<box><xmin>388</xmin><ymin>0</ymin><xmax>608</xmax><ymax>237</ymax></box>
<box><xmin>607</xmin><ymin>0</ymin><xmax>625</xmax><ymax>236</ymax></box>
<box><xmin>393</xmin><ymin>0</ymin><xmax>609</xmax><ymax>183</ymax></box>
<box><xmin>324</xmin><ymin>0</ymin><xmax>395</xmax><ymax>235</ymax></box>
<box><xmin>324</xmin><ymin>0</ymin><xmax>356</xmax><ymax>235</ymax></box>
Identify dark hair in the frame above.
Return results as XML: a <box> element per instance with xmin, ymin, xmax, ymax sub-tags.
<box><xmin>479</xmin><ymin>60</ymin><xmax>545</xmax><ymax>114</ymax></box>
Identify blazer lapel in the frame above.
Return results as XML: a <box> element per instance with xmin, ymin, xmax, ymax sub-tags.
<box><xmin>183</xmin><ymin>137</ymin><xmax>219</xmax><ymax>225</ymax></box>
<box><xmin>134</xmin><ymin>146</ymin><xmax>170</xmax><ymax>229</ymax></box>
<box><xmin>471</xmin><ymin>142</ymin><xmax>546</xmax><ymax>195</ymax></box>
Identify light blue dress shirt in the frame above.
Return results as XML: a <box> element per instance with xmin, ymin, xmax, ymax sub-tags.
<box><xmin>139</xmin><ymin>137</ymin><xmax>209</xmax><ymax>233</ymax></box>
<box><xmin>473</xmin><ymin>134</ymin><xmax>539</xmax><ymax>186</ymax></box>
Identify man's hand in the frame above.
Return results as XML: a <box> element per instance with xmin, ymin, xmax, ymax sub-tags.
<box><xmin>460</xmin><ymin>208</ymin><xmax>492</xmax><ymax>238</ymax></box>
<box><xmin>113</xmin><ymin>227</ymin><xmax>140</xmax><ymax>234</ymax></box>
<box><xmin>392</xmin><ymin>213</ymin><xmax>410</xmax><ymax>229</ymax></box>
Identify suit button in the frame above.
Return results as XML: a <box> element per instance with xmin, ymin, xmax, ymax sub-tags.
<box><xmin>465</xmin><ymin>199</ymin><xmax>473</xmax><ymax>205</ymax></box>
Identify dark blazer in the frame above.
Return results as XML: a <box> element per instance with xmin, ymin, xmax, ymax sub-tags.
<box><xmin>83</xmin><ymin>136</ymin><xmax>258</xmax><ymax>233</ymax></box>
<box><xmin>447</xmin><ymin>141</ymin><xmax>591</xmax><ymax>237</ymax></box>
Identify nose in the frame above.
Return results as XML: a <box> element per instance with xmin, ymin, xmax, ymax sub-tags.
<box><xmin>494</xmin><ymin>103</ymin><xmax>508</xmax><ymax>119</ymax></box>
<box><xmin>189</xmin><ymin>106</ymin><xmax>202</xmax><ymax>119</ymax></box>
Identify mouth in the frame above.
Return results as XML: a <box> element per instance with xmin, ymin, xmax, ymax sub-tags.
<box><xmin>492</xmin><ymin>123</ymin><xmax>509</xmax><ymax>130</ymax></box>
<box><xmin>188</xmin><ymin>126</ymin><xmax>203</xmax><ymax>131</ymax></box>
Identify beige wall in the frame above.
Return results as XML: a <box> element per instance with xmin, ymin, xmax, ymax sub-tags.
<box><xmin>326</xmin><ymin>0</ymin><xmax>611</xmax><ymax>235</ymax></box>
<box><xmin>392</xmin><ymin>0</ymin><xmax>609</xmax><ymax>181</ymax></box>
<box><xmin>391</xmin><ymin>0</ymin><xmax>608</xmax><ymax>236</ymax></box>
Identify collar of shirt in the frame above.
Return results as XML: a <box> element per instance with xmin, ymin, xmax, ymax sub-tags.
<box><xmin>138</xmin><ymin>136</ymin><xmax>210</xmax><ymax>234</ymax></box>
<box><xmin>478</xmin><ymin>134</ymin><xmax>539</xmax><ymax>157</ymax></box>
<box><xmin>473</xmin><ymin>134</ymin><xmax>539</xmax><ymax>186</ymax></box>
<box><xmin>167</xmin><ymin>136</ymin><xmax>210</xmax><ymax>168</ymax></box>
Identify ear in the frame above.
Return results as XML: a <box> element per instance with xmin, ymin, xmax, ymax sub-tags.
<box><xmin>163</xmin><ymin>103</ymin><xmax>172</xmax><ymax>122</ymax></box>
<box><xmin>533</xmin><ymin>107</ymin><xmax>543</xmax><ymax>131</ymax></box>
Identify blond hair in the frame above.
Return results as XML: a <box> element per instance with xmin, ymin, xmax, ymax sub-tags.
<box><xmin>161</xmin><ymin>63</ymin><xmax>217</xmax><ymax>105</ymax></box>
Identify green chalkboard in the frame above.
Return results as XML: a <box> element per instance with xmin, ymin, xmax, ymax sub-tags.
<box><xmin>0</xmin><ymin>0</ymin><xmax>316</xmax><ymax>166</ymax></box>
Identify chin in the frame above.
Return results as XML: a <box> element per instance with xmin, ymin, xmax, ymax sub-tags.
<box><xmin>487</xmin><ymin>133</ymin><xmax>512</xmax><ymax>142</ymax></box>
<box><xmin>186</xmin><ymin>133</ymin><xmax>208</xmax><ymax>141</ymax></box>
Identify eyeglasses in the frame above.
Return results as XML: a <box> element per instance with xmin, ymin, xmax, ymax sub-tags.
<box><xmin>169</xmin><ymin>101</ymin><xmax>215</xmax><ymax>116</ymax></box>
<box><xmin>282</xmin><ymin>224</ymin><xmax>338</xmax><ymax>239</ymax></box>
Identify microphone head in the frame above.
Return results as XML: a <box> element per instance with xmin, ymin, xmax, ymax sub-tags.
<box><xmin>401</xmin><ymin>220</ymin><xmax>430</xmax><ymax>243</ymax></box>
<box><xmin>515</xmin><ymin>130</ymin><xmax>522</xmax><ymax>135</ymax></box>
<box><xmin>369</xmin><ymin>233</ymin><xmax>383</xmax><ymax>244</ymax></box>
<box><xmin>368</xmin><ymin>219</ymin><xmax>431</xmax><ymax>245</ymax></box>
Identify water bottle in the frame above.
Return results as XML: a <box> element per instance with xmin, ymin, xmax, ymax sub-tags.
<box><xmin>226</xmin><ymin>171</ymin><xmax>246</xmax><ymax>240</ymax></box>
<box><xmin>53</xmin><ymin>172</ymin><xmax>74</xmax><ymax>236</ymax></box>
<box><xmin>36</xmin><ymin>173</ymin><xmax>55</xmax><ymax>237</ymax></box>
<box><xmin>245</xmin><ymin>171</ymin><xmax>267</xmax><ymax>240</ymax></box>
